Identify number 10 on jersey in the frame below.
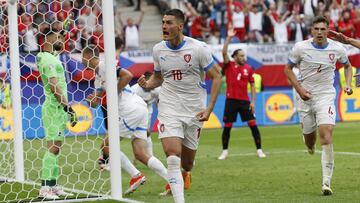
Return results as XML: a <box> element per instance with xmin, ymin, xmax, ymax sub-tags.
<box><xmin>172</xmin><ymin>70</ymin><xmax>183</xmax><ymax>80</ymax></box>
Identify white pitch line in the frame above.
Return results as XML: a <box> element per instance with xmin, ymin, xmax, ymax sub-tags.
<box><xmin>197</xmin><ymin>150</ymin><xmax>360</xmax><ymax>159</ymax></box>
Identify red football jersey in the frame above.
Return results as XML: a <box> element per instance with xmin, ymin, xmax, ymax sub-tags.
<box><xmin>223</xmin><ymin>61</ymin><xmax>254</xmax><ymax>101</ymax></box>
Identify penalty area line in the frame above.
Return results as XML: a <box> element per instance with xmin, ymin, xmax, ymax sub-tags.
<box><xmin>197</xmin><ymin>150</ymin><xmax>360</xmax><ymax>159</ymax></box>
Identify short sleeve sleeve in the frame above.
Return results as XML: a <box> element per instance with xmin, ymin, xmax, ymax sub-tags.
<box><xmin>198</xmin><ymin>43</ymin><xmax>215</xmax><ymax>71</ymax></box>
<box><xmin>248</xmin><ymin>67</ymin><xmax>255</xmax><ymax>83</ymax></box>
<box><xmin>288</xmin><ymin>43</ymin><xmax>301</xmax><ymax>65</ymax></box>
<box><xmin>153</xmin><ymin>46</ymin><xmax>161</xmax><ymax>72</ymax></box>
<box><xmin>338</xmin><ymin>46</ymin><xmax>349</xmax><ymax>64</ymax></box>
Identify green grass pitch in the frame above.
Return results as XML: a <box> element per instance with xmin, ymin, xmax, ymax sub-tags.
<box><xmin>1</xmin><ymin>122</ymin><xmax>359</xmax><ymax>202</ymax></box>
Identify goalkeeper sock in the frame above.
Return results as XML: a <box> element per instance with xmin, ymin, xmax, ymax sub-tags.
<box><xmin>321</xmin><ymin>144</ymin><xmax>334</xmax><ymax>186</ymax></box>
<box><xmin>167</xmin><ymin>155</ymin><xmax>184</xmax><ymax>203</ymax></box>
<box><xmin>147</xmin><ymin>156</ymin><xmax>167</xmax><ymax>181</ymax></box>
<box><xmin>120</xmin><ymin>151</ymin><xmax>140</xmax><ymax>177</ymax></box>
<box><xmin>146</xmin><ymin>136</ymin><xmax>153</xmax><ymax>156</ymax></box>
<box><xmin>41</xmin><ymin>151</ymin><xmax>59</xmax><ymax>184</ymax></box>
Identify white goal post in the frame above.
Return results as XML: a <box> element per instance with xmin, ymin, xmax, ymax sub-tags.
<box><xmin>0</xmin><ymin>0</ymin><xmax>139</xmax><ymax>202</ymax></box>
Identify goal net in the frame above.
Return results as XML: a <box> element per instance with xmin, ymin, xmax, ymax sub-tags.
<box><xmin>0</xmin><ymin>0</ymin><xmax>124</xmax><ymax>202</ymax></box>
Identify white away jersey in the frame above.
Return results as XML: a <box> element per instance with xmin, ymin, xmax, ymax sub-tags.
<box><xmin>130</xmin><ymin>84</ymin><xmax>160</xmax><ymax>105</ymax></box>
<box><xmin>288</xmin><ymin>38</ymin><xmax>348</xmax><ymax>95</ymax></box>
<box><xmin>94</xmin><ymin>62</ymin><xmax>146</xmax><ymax>118</ymax></box>
<box><xmin>153</xmin><ymin>36</ymin><xmax>215</xmax><ymax>117</ymax></box>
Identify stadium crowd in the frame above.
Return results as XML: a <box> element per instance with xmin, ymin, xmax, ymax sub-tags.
<box><xmin>0</xmin><ymin>0</ymin><xmax>359</xmax><ymax>52</ymax></box>
<box><xmin>164</xmin><ymin>0</ymin><xmax>360</xmax><ymax>45</ymax></box>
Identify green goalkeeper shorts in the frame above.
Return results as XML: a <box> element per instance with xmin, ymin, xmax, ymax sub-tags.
<box><xmin>42</xmin><ymin>103</ymin><xmax>68</xmax><ymax>141</ymax></box>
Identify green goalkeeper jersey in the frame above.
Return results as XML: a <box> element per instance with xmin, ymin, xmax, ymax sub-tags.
<box><xmin>37</xmin><ymin>52</ymin><xmax>67</xmax><ymax>106</ymax></box>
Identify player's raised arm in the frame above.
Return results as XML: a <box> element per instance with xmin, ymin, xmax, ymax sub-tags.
<box><xmin>138</xmin><ymin>45</ymin><xmax>163</xmax><ymax>89</ymax></box>
<box><xmin>329</xmin><ymin>30</ymin><xmax>360</xmax><ymax>49</ymax></box>
<box><xmin>138</xmin><ymin>71</ymin><xmax>163</xmax><ymax>89</ymax></box>
<box><xmin>117</xmin><ymin>68</ymin><xmax>133</xmax><ymax>91</ymax></box>
<box><xmin>48</xmin><ymin>77</ymin><xmax>69</xmax><ymax>107</ymax></box>
<box><xmin>222</xmin><ymin>27</ymin><xmax>236</xmax><ymax>65</ymax></box>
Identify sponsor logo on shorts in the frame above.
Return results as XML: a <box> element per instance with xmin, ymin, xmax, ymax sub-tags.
<box><xmin>265</xmin><ymin>93</ymin><xmax>294</xmax><ymax>123</ymax></box>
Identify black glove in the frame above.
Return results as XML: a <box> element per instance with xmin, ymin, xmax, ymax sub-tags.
<box><xmin>63</xmin><ymin>106</ymin><xmax>78</xmax><ymax>127</ymax></box>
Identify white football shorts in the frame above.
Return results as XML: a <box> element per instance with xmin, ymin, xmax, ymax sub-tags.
<box><xmin>297</xmin><ymin>93</ymin><xmax>336</xmax><ymax>134</ymax></box>
<box><xmin>157</xmin><ymin>114</ymin><xmax>203</xmax><ymax>150</ymax></box>
<box><xmin>119</xmin><ymin>103</ymin><xmax>148</xmax><ymax>140</ymax></box>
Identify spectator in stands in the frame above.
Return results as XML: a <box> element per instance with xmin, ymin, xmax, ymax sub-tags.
<box><xmin>118</xmin><ymin>10</ymin><xmax>144</xmax><ymax>50</ymax></box>
<box><xmin>315</xmin><ymin>0</ymin><xmax>328</xmax><ymax>16</ymax></box>
<box><xmin>76</xmin><ymin>18</ymin><xmax>92</xmax><ymax>51</ymax></box>
<box><xmin>338</xmin><ymin>10</ymin><xmax>354</xmax><ymax>37</ymax></box>
<box><xmin>287</xmin><ymin>0</ymin><xmax>303</xmax><ymax>14</ymax></box>
<box><xmin>0</xmin><ymin>27</ymin><xmax>8</xmax><ymax>53</ymax></box>
<box><xmin>92</xmin><ymin>25</ymin><xmax>104</xmax><ymax>52</ymax></box>
<box><xmin>248</xmin><ymin>1</ymin><xmax>267</xmax><ymax>43</ymax></box>
<box><xmin>289</xmin><ymin>14</ymin><xmax>308</xmax><ymax>42</ymax></box>
<box><xmin>324</xmin><ymin>10</ymin><xmax>337</xmax><ymax>31</ymax></box>
<box><xmin>267</xmin><ymin>10</ymin><xmax>294</xmax><ymax>43</ymax></box>
<box><xmin>329</xmin><ymin>0</ymin><xmax>341</xmax><ymax>24</ymax></box>
<box><xmin>127</xmin><ymin>0</ymin><xmax>141</xmax><ymax>11</ymax></box>
<box><xmin>231</xmin><ymin>1</ymin><xmax>247</xmax><ymax>42</ymax></box>
<box><xmin>56</xmin><ymin>0</ymin><xmax>73</xmax><ymax>22</ymax></box>
<box><xmin>23</xmin><ymin>20</ymin><xmax>38</xmax><ymax>52</ymax></box>
<box><xmin>303</xmin><ymin>0</ymin><xmax>316</xmax><ymax>20</ymax></box>
<box><xmin>204</xmin><ymin>14</ymin><xmax>220</xmax><ymax>45</ymax></box>
<box><xmin>78</xmin><ymin>6</ymin><xmax>97</xmax><ymax>33</ymax></box>
<box><xmin>354</xmin><ymin>9</ymin><xmax>360</xmax><ymax>39</ymax></box>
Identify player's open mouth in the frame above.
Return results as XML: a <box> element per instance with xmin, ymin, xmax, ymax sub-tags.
<box><xmin>163</xmin><ymin>31</ymin><xmax>169</xmax><ymax>36</ymax></box>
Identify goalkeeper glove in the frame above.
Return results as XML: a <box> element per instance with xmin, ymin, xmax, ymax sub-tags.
<box><xmin>63</xmin><ymin>106</ymin><xmax>78</xmax><ymax>127</ymax></box>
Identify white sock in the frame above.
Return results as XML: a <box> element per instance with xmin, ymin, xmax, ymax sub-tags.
<box><xmin>321</xmin><ymin>144</ymin><xmax>334</xmax><ymax>186</ymax></box>
<box><xmin>146</xmin><ymin>136</ymin><xmax>153</xmax><ymax>156</ymax></box>
<box><xmin>167</xmin><ymin>155</ymin><xmax>184</xmax><ymax>203</ymax></box>
<box><xmin>147</xmin><ymin>156</ymin><xmax>167</xmax><ymax>181</ymax></box>
<box><xmin>120</xmin><ymin>151</ymin><xmax>140</xmax><ymax>177</ymax></box>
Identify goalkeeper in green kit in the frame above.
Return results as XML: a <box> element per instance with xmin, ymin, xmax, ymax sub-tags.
<box><xmin>37</xmin><ymin>29</ymin><xmax>78</xmax><ymax>199</ymax></box>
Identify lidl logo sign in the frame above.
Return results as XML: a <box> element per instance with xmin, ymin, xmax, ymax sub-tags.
<box><xmin>265</xmin><ymin>93</ymin><xmax>294</xmax><ymax>123</ymax></box>
<box><xmin>0</xmin><ymin>107</ymin><xmax>13</xmax><ymax>140</ymax></box>
<box><xmin>67</xmin><ymin>103</ymin><xmax>93</xmax><ymax>134</ymax></box>
<box><xmin>338</xmin><ymin>88</ymin><xmax>360</xmax><ymax>121</ymax></box>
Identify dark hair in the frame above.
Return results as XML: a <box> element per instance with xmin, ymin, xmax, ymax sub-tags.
<box><xmin>312</xmin><ymin>16</ymin><xmax>329</xmax><ymax>27</ymax></box>
<box><xmin>231</xmin><ymin>49</ymin><xmax>243</xmax><ymax>58</ymax></box>
<box><xmin>83</xmin><ymin>44</ymin><xmax>99</xmax><ymax>57</ymax></box>
<box><xmin>115</xmin><ymin>37</ymin><xmax>123</xmax><ymax>50</ymax></box>
<box><xmin>164</xmin><ymin>9</ymin><xmax>185</xmax><ymax>23</ymax></box>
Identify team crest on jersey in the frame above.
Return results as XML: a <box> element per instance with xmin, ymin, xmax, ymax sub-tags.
<box><xmin>243</xmin><ymin>69</ymin><xmax>248</xmax><ymax>76</ymax></box>
<box><xmin>159</xmin><ymin>123</ymin><xmax>165</xmax><ymax>133</ymax></box>
<box><xmin>329</xmin><ymin>53</ymin><xmax>335</xmax><ymax>61</ymax></box>
<box><xmin>184</xmin><ymin>54</ymin><xmax>192</xmax><ymax>63</ymax></box>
